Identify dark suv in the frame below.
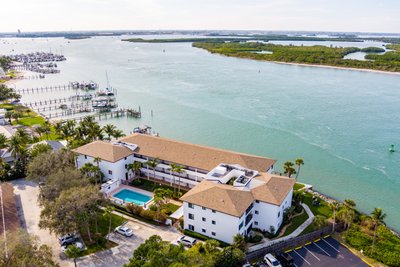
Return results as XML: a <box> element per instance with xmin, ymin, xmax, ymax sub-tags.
<box><xmin>276</xmin><ymin>253</ymin><xmax>294</xmax><ymax>267</ymax></box>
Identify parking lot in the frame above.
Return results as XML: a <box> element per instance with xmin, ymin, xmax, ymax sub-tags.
<box><xmin>286</xmin><ymin>236</ymin><xmax>370</xmax><ymax>267</ymax></box>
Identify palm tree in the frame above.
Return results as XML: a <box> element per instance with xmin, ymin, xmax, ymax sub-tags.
<box><xmin>11</xmin><ymin>112</ymin><xmax>21</xmax><ymax>123</ymax></box>
<box><xmin>127</xmin><ymin>161</ymin><xmax>142</xmax><ymax>179</ymax></box>
<box><xmin>93</xmin><ymin>156</ymin><xmax>102</xmax><ymax>183</ymax></box>
<box><xmin>329</xmin><ymin>201</ymin><xmax>340</xmax><ymax>232</ymax></box>
<box><xmin>42</xmin><ymin>121</ymin><xmax>51</xmax><ymax>139</ymax></box>
<box><xmin>112</xmin><ymin>129</ymin><xmax>125</xmax><ymax>140</ymax></box>
<box><xmin>65</xmin><ymin>245</ymin><xmax>80</xmax><ymax>267</ymax></box>
<box><xmin>103</xmin><ymin>205</ymin><xmax>115</xmax><ymax>242</ymax></box>
<box><xmin>0</xmin><ymin>133</ymin><xmax>8</xmax><ymax>149</ymax></box>
<box><xmin>5</xmin><ymin>111</ymin><xmax>12</xmax><ymax>124</ymax></box>
<box><xmin>371</xmin><ymin>208</ymin><xmax>386</xmax><ymax>253</ymax></box>
<box><xmin>170</xmin><ymin>163</ymin><xmax>184</xmax><ymax>194</ymax></box>
<box><xmin>16</xmin><ymin>128</ymin><xmax>31</xmax><ymax>144</ymax></box>
<box><xmin>295</xmin><ymin>158</ymin><xmax>304</xmax><ymax>179</ymax></box>
<box><xmin>103</xmin><ymin>124</ymin><xmax>116</xmax><ymax>141</ymax></box>
<box><xmin>145</xmin><ymin>158</ymin><xmax>159</xmax><ymax>181</ymax></box>
<box><xmin>7</xmin><ymin>135</ymin><xmax>26</xmax><ymax>161</ymax></box>
<box><xmin>283</xmin><ymin>161</ymin><xmax>296</xmax><ymax>178</ymax></box>
<box><xmin>344</xmin><ymin>199</ymin><xmax>356</xmax><ymax>230</ymax></box>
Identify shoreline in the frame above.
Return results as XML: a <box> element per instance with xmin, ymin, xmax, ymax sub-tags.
<box><xmin>271</xmin><ymin>60</ymin><xmax>400</xmax><ymax>75</ymax></box>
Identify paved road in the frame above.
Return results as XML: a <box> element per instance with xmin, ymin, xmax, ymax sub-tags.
<box><xmin>77</xmin><ymin>219</ymin><xmax>182</xmax><ymax>267</ymax></box>
<box><xmin>12</xmin><ymin>179</ymin><xmax>72</xmax><ymax>267</ymax></box>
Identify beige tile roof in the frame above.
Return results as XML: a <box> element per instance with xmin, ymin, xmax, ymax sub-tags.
<box><xmin>180</xmin><ymin>180</ymin><xmax>254</xmax><ymax>217</ymax></box>
<box><xmin>73</xmin><ymin>141</ymin><xmax>133</xmax><ymax>162</ymax></box>
<box><xmin>120</xmin><ymin>133</ymin><xmax>276</xmax><ymax>172</ymax></box>
<box><xmin>180</xmin><ymin>173</ymin><xmax>295</xmax><ymax>216</ymax></box>
<box><xmin>251</xmin><ymin>173</ymin><xmax>296</xmax><ymax>205</ymax></box>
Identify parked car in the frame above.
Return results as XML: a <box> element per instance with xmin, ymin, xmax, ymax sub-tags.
<box><xmin>177</xmin><ymin>236</ymin><xmax>197</xmax><ymax>247</ymax></box>
<box><xmin>58</xmin><ymin>233</ymin><xmax>78</xmax><ymax>246</ymax></box>
<box><xmin>253</xmin><ymin>262</ymin><xmax>268</xmax><ymax>267</ymax></box>
<box><xmin>115</xmin><ymin>226</ymin><xmax>133</xmax><ymax>237</ymax></box>
<box><xmin>264</xmin><ymin>253</ymin><xmax>282</xmax><ymax>267</ymax></box>
<box><xmin>61</xmin><ymin>241</ymin><xmax>84</xmax><ymax>253</ymax></box>
<box><xmin>276</xmin><ymin>252</ymin><xmax>294</xmax><ymax>266</ymax></box>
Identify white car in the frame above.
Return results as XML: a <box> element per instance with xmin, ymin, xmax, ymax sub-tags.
<box><xmin>264</xmin><ymin>253</ymin><xmax>282</xmax><ymax>267</ymax></box>
<box><xmin>58</xmin><ymin>233</ymin><xmax>78</xmax><ymax>246</ymax></box>
<box><xmin>115</xmin><ymin>226</ymin><xmax>133</xmax><ymax>237</ymax></box>
<box><xmin>177</xmin><ymin>236</ymin><xmax>197</xmax><ymax>247</ymax></box>
<box><xmin>61</xmin><ymin>241</ymin><xmax>84</xmax><ymax>253</ymax></box>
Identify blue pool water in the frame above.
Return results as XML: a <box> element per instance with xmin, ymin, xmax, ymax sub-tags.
<box><xmin>113</xmin><ymin>189</ymin><xmax>152</xmax><ymax>206</ymax></box>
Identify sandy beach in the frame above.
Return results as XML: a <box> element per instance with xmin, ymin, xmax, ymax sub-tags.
<box><xmin>271</xmin><ymin>60</ymin><xmax>400</xmax><ymax>75</ymax></box>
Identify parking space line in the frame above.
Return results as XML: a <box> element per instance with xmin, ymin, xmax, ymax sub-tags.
<box><xmin>304</xmin><ymin>245</ymin><xmax>320</xmax><ymax>261</ymax></box>
<box><xmin>314</xmin><ymin>242</ymin><xmax>331</xmax><ymax>256</ymax></box>
<box><xmin>322</xmin><ymin>238</ymin><xmax>340</xmax><ymax>253</ymax></box>
<box><xmin>293</xmin><ymin>250</ymin><xmax>311</xmax><ymax>265</ymax></box>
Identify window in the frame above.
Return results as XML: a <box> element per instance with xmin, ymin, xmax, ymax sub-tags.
<box><xmin>239</xmin><ymin>221</ymin><xmax>244</xmax><ymax>230</ymax></box>
<box><xmin>202</xmin><ymin>207</ymin><xmax>206</xmax><ymax>210</ymax></box>
<box><xmin>212</xmin><ymin>210</ymin><xmax>216</xmax><ymax>213</ymax></box>
<box><xmin>254</xmin><ymin>221</ymin><xmax>258</xmax><ymax>226</ymax></box>
<box><xmin>108</xmin><ymin>170</ymin><xmax>112</xmax><ymax>175</ymax></box>
<box><xmin>211</xmin><ymin>232</ymin><xmax>216</xmax><ymax>236</ymax></box>
<box><xmin>124</xmin><ymin>157</ymin><xmax>127</xmax><ymax>160</ymax></box>
<box><xmin>255</xmin><ymin>210</ymin><xmax>259</xmax><ymax>215</ymax></box>
<box><xmin>278</xmin><ymin>211</ymin><xmax>281</xmax><ymax>218</ymax></box>
<box><xmin>212</xmin><ymin>220</ymin><xmax>216</xmax><ymax>225</ymax></box>
<box><xmin>84</xmin><ymin>155</ymin><xmax>87</xmax><ymax>159</ymax></box>
<box><xmin>188</xmin><ymin>213</ymin><xmax>194</xmax><ymax>220</ymax></box>
<box><xmin>202</xmin><ymin>229</ymin><xmax>206</xmax><ymax>233</ymax></box>
<box><xmin>202</xmin><ymin>217</ymin><xmax>206</xmax><ymax>222</ymax></box>
<box><xmin>188</xmin><ymin>203</ymin><xmax>194</xmax><ymax>209</ymax></box>
<box><xmin>188</xmin><ymin>224</ymin><xmax>194</xmax><ymax>231</ymax></box>
<box><xmin>255</xmin><ymin>200</ymin><xmax>260</xmax><ymax>203</ymax></box>
<box><xmin>125</xmin><ymin>164</ymin><xmax>127</xmax><ymax>169</ymax></box>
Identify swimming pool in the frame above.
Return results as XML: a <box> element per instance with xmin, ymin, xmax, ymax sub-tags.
<box><xmin>113</xmin><ymin>189</ymin><xmax>152</xmax><ymax>206</ymax></box>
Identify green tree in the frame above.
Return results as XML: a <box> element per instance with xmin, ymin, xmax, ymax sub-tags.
<box><xmin>127</xmin><ymin>161</ymin><xmax>142</xmax><ymax>180</ymax></box>
<box><xmin>103</xmin><ymin>124</ymin><xmax>116</xmax><ymax>141</ymax></box>
<box><xmin>145</xmin><ymin>158</ymin><xmax>159</xmax><ymax>181</ymax></box>
<box><xmin>371</xmin><ymin>207</ymin><xmax>386</xmax><ymax>253</ymax></box>
<box><xmin>343</xmin><ymin>199</ymin><xmax>356</xmax><ymax>230</ymax></box>
<box><xmin>0</xmin><ymin>133</ymin><xmax>7</xmax><ymax>149</ymax></box>
<box><xmin>153</xmin><ymin>188</ymin><xmax>173</xmax><ymax>205</ymax></box>
<box><xmin>170</xmin><ymin>163</ymin><xmax>184</xmax><ymax>194</ymax></box>
<box><xmin>214</xmin><ymin>246</ymin><xmax>246</xmax><ymax>267</ymax></box>
<box><xmin>0</xmin><ymin>230</ymin><xmax>59</xmax><ymax>267</ymax></box>
<box><xmin>295</xmin><ymin>158</ymin><xmax>304</xmax><ymax>179</ymax></box>
<box><xmin>283</xmin><ymin>161</ymin><xmax>296</xmax><ymax>178</ymax></box>
<box><xmin>232</xmin><ymin>234</ymin><xmax>246</xmax><ymax>251</ymax></box>
<box><xmin>103</xmin><ymin>205</ymin><xmax>115</xmax><ymax>242</ymax></box>
<box><xmin>29</xmin><ymin>143</ymin><xmax>52</xmax><ymax>158</ymax></box>
<box><xmin>7</xmin><ymin>134</ymin><xmax>26</xmax><ymax>162</ymax></box>
<box><xmin>112</xmin><ymin>129</ymin><xmax>125</xmax><ymax>139</ymax></box>
<box><xmin>65</xmin><ymin>244</ymin><xmax>81</xmax><ymax>267</ymax></box>
<box><xmin>329</xmin><ymin>201</ymin><xmax>341</xmax><ymax>232</ymax></box>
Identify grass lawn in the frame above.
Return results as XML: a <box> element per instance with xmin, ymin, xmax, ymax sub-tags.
<box><xmin>0</xmin><ymin>103</ymin><xmax>15</xmax><ymax>110</ymax></box>
<box><xmin>294</xmin><ymin>183</ymin><xmax>305</xmax><ymax>191</ymax></box>
<box><xmin>159</xmin><ymin>203</ymin><xmax>180</xmax><ymax>215</ymax></box>
<box><xmin>302</xmin><ymin>192</ymin><xmax>332</xmax><ymax>218</ymax></box>
<box><xmin>77</xmin><ymin>212</ymin><xmax>126</xmax><ymax>256</ymax></box>
<box><xmin>130</xmin><ymin>178</ymin><xmax>188</xmax><ymax>195</ymax></box>
<box><xmin>281</xmin><ymin>208</ymin><xmax>309</xmax><ymax>237</ymax></box>
<box><xmin>15</xmin><ymin>115</ymin><xmax>46</xmax><ymax>126</ymax></box>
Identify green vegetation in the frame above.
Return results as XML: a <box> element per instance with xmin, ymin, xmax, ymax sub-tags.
<box><xmin>302</xmin><ymin>192</ymin><xmax>333</xmax><ymax>218</ymax></box>
<box><xmin>122</xmin><ymin>35</ymin><xmax>365</xmax><ymax>44</ymax></box>
<box><xmin>0</xmin><ymin>84</ymin><xmax>20</xmax><ymax>101</ymax></box>
<box><xmin>0</xmin><ymin>56</ymin><xmax>12</xmax><ymax>71</ymax></box>
<box><xmin>192</xmin><ymin>42</ymin><xmax>400</xmax><ymax>72</ymax></box>
<box><xmin>124</xmin><ymin>235</ymin><xmax>242</xmax><ymax>267</ymax></box>
<box><xmin>361</xmin><ymin>47</ymin><xmax>385</xmax><ymax>53</ymax></box>
<box><xmin>0</xmin><ymin>230</ymin><xmax>59</xmax><ymax>267</ymax></box>
<box><xmin>282</xmin><ymin>208</ymin><xmax>309</xmax><ymax>236</ymax></box>
<box><xmin>345</xmin><ymin>222</ymin><xmax>400</xmax><ymax>266</ymax></box>
<box><xmin>293</xmin><ymin>183</ymin><xmax>305</xmax><ymax>191</ymax></box>
<box><xmin>131</xmin><ymin>178</ymin><xmax>188</xmax><ymax>196</ymax></box>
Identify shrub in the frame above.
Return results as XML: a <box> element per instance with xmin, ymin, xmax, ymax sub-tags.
<box><xmin>140</xmin><ymin>209</ymin><xmax>155</xmax><ymax>220</ymax></box>
<box><xmin>245</xmin><ymin>233</ymin><xmax>263</xmax><ymax>243</ymax></box>
<box><xmin>149</xmin><ymin>204</ymin><xmax>158</xmax><ymax>211</ymax></box>
<box><xmin>154</xmin><ymin>211</ymin><xmax>167</xmax><ymax>223</ymax></box>
<box><xmin>126</xmin><ymin>203</ymin><xmax>143</xmax><ymax>215</ymax></box>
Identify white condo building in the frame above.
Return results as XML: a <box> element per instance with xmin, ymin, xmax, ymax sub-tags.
<box><xmin>74</xmin><ymin>133</ymin><xmax>295</xmax><ymax>244</ymax></box>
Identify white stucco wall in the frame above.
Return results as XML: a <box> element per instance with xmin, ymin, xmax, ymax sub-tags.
<box><xmin>253</xmin><ymin>189</ymin><xmax>293</xmax><ymax>233</ymax></box>
<box><xmin>182</xmin><ymin>202</ymin><xmax>243</xmax><ymax>244</ymax></box>
<box><xmin>75</xmin><ymin>154</ymin><xmax>135</xmax><ymax>181</ymax></box>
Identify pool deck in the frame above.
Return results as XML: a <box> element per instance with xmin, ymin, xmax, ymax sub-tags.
<box><xmin>109</xmin><ymin>185</ymin><xmax>154</xmax><ymax>208</ymax></box>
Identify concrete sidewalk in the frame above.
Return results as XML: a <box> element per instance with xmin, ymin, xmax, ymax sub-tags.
<box><xmin>248</xmin><ymin>203</ymin><xmax>315</xmax><ymax>253</ymax></box>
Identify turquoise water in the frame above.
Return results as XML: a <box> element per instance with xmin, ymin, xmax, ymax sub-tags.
<box><xmin>1</xmin><ymin>36</ymin><xmax>400</xmax><ymax>231</ymax></box>
<box><xmin>113</xmin><ymin>189</ymin><xmax>151</xmax><ymax>206</ymax></box>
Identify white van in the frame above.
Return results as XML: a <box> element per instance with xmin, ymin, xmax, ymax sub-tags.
<box><xmin>264</xmin><ymin>253</ymin><xmax>282</xmax><ymax>267</ymax></box>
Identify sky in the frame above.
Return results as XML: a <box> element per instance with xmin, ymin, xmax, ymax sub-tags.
<box><xmin>1</xmin><ymin>0</ymin><xmax>399</xmax><ymax>33</ymax></box>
